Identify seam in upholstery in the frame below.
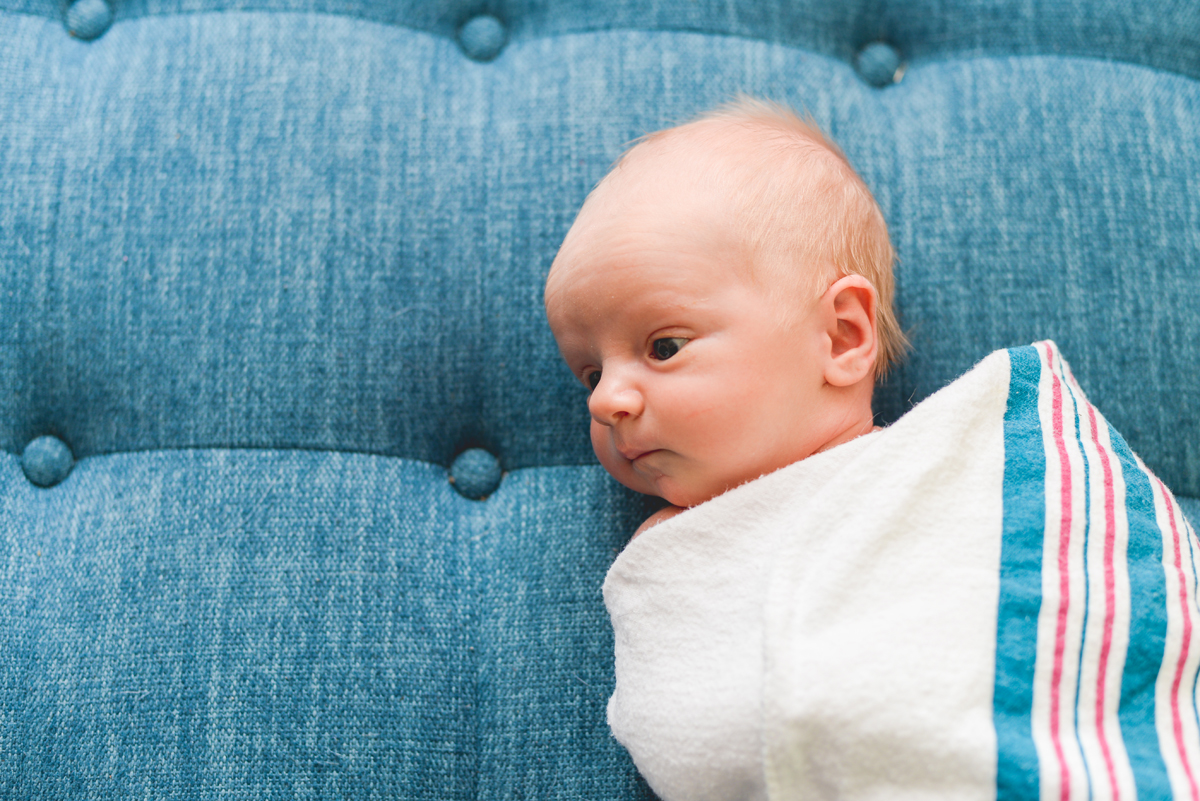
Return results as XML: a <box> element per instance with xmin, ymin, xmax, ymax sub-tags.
<box><xmin>2</xmin><ymin>6</ymin><xmax>1197</xmax><ymax>84</ymax></box>
<box><xmin>2</xmin><ymin>443</ymin><xmax>601</xmax><ymax>471</ymax></box>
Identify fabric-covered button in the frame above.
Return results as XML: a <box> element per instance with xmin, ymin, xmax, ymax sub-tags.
<box><xmin>450</xmin><ymin>448</ymin><xmax>502</xmax><ymax>500</ymax></box>
<box><xmin>22</xmin><ymin>436</ymin><xmax>75</xmax><ymax>488</ymax></box>
<box><xmin>458</xmin><ymin>15</ymin><xmax>507</xmax><ymax>62</ymax></box>
<box><xmin>66</xmin><ymin>0</ymin><xmax>114</xmax><ymax>41</ymax></box>
<box><xmin>855</xmin><ymin>42</ymin><xmax>902</xmax><ymax>87</ymax></box>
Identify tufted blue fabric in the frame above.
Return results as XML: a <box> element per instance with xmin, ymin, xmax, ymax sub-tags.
<box><xmin>451</xmin><ymin>447</ymin><xmax>504</xmax><ymax>499</ymax></box>
<box><xmin>458</xmin><ymin>14</ymin><xmax>509</xmax><ymax>62</ymax></box>
<box><xmin>20</xmin><ymin>435</ymin><xmax>74</xmax><ymax>488</ymax></box>
<box><xmin>855</xmin><ymin>41</ymin><xmax>902</xmax><ymax>86</ymax></box>
<box><xmin>1</xmin><ymin>0</ymin><xmax>1197</xmax><ymax>797</ymax></box>
<box><xmin>64</xmin><ymin>0</ymin><xmax>113</xmax><ymax>40</ymax></box>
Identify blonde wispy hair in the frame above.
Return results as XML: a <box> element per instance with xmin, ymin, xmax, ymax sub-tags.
<box><xmin>602</xmin><ymin>96</ymin><xmax>908</xmax><ymax>376</ymax></box>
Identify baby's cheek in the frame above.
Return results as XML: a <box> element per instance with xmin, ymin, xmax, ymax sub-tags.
<box><xmin>590</xmin><ymin>424</ymin><xmax>623</xmax><ymax>476</ymax></box>
<box><xmin>590</xmin><ymin>424</ymin><xmax>651</xmax><ymax>495</ymax></box>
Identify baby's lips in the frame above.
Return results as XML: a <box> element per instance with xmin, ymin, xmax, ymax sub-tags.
<box><xmin>626</xmin><ymin>448</ymin><xmax>666</xmax><ymax>465</ymax></box>
<box><xmin>616</xmin><ymin>441</ymin><xmax>653</xmax><ymax>461</ymax></box>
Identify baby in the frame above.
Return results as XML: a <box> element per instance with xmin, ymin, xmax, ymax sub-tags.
<box><xmin>544</xmin><ymin>97</ymin><xmax>906</xmax><ymax>536</ymax></box>
<box><xmin>544</xmin><ymin>99</ymin><xmax>1200</xmax><ymax>801</ymax></box>
<box><xmin>543</xmin><ymin>98</ymin><xmax>909</xmax><ymax>797</ymax></box>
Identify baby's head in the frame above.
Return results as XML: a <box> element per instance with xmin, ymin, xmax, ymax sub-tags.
<box><xmin>545</xmin><ymin>98</ymin><xmax>906</xmax><ymax>508</ymax></box>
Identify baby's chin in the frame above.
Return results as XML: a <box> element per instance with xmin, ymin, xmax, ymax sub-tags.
<box><xmin>599</xmin><ymin>452</ymin><xmax>725</xmax><ymax>508</ymax></box>
<box><xmin>633</xmin><ymin>473</ymin><xmax>722</xmax><ymax>510</ymax></box>
<box><xmin>656</xmin><ymin>487</ymin><xmax>719</xmax><ymax>509</ymax></box>
<box><xmin>646</xmin><ymin>464</ymin><xmax>794</xmax><ymax>508</ymax></box>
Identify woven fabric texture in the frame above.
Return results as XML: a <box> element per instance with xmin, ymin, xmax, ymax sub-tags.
<box><xmin>1</xmin><ymin>0</ymin><xmax>1198</xmax><ymax>796</ymax></box>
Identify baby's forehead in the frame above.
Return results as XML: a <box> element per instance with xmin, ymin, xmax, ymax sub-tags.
<box><xmin>603</xmin><ymin>131</ymin><xmax>734</xmax><ymax>196</ymax></box>
<box><xmin>621</xmin><ymin>116</ymin><xmax>822</xmax><ymax>179</ymax></box>
<box><xmin>603</xmin><ymin>125</ymin><xmax>832</xmax><ymax>230</ymax></box>
<box><xmin>549</xmin><ymin>115</ymin><xmax>841</xmax><ymax>290</ymax></box>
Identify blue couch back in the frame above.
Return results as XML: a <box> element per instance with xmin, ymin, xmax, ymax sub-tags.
<box><xmin>2</xmin><ymin>0</ymin><xmax>1198</xmax><ymax>796</ymax></box>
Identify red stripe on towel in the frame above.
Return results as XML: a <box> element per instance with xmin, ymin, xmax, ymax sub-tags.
<box><xmin>1088</xmin><ymin>403</ymin><xmax>1121</xmax><ymax>799</ymax></box>
<box><xmin>1158</xmin><ymin>478</ymin><xmax>1200</xmax><ymax>801</ymax></box>
<box><xmin>1046</xmin><ymin>341</ymin><xmax>1074</xmax><ymax>801</ymax></box>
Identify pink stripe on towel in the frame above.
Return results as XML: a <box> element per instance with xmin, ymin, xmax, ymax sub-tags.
<box><xmin>1159</xmin><ymin>478</ymin><xmax>1200</xmax><ymax>801</ymax></box>
<box><xmin>1046</xmin><ymin>341</ymin><xmax>1074</xmax><ymax>801</ymax></box>
<box><xmin>1088</xmin><ymin>402</ymin><xmax>1121</xmax><ymax>799</ymax></box>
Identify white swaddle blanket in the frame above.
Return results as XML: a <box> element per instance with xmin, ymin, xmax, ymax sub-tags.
<box><xmin>603</xmin><ymin>343</ymin><xmax>1200</xmax><ymax>800</ymax></box>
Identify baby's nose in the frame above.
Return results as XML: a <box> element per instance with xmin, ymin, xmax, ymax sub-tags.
<box><xmin>587</xmin><ymin>371</ymin><xmax>644</xmax><ymax>424</ymax></box>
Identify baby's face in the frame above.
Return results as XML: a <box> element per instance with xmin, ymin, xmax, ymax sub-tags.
<box><xmin>545</xmin><ymin>170</ymin><xmax>841</xmax><ymax>508</ymax></box>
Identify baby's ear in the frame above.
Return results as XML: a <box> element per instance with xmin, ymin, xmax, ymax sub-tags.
<box><xmin>821</xmin><ymin>274</ymin><xmax>878</xmax><ymax>387</ymax></box>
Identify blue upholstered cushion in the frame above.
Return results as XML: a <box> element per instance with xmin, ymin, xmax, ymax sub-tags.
<box><xmin>1</xmin><ymin>0</ymin><xmax>1198</xmax><ymax>796</ymax></box>
<box><xmin>1</xmin><ymin>448</ymin><xmax>656</xmax><ymax>796</ymax></box>
<box><xmin>2</xmin><ymin>11</ymin><xmax>1197</xmax><ymax>489</ymax></box>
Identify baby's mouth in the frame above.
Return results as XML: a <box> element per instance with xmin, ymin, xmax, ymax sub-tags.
<box><xmin>617</xmin><ymin>445</ymin><xmax>655</xmax><ymax>462</ymax></box>
<box><xmin>628</xmin><ymin>450</ymin><xmax>666</xmax><ymax>468</ymax></box>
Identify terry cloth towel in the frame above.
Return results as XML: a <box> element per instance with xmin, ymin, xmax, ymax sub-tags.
<box><xmin>603</xmin><ymin>342</ymin><xmax>1200</xmax><ymax>801</ymax></box>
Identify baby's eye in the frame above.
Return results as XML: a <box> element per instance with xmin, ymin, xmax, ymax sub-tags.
<box><xmin>585</xmin><ymin>370</ymin><xmax>601</xmax><ymax>391</ymax></box>
<box><xmin>651</xmin><ymin>337</ymin><xmax>688</xmax><ymax>361</ymax></box>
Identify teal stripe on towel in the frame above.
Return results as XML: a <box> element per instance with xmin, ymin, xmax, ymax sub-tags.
<box><xmin>1109</xmin><ymin>424</ymin><xmax>1171</xmax><ymax>794</ymax></box>
<box><xmin>995</xmin><ymin>345</ymin><xmax>1046</xmax><ymax>799</ymax></box>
